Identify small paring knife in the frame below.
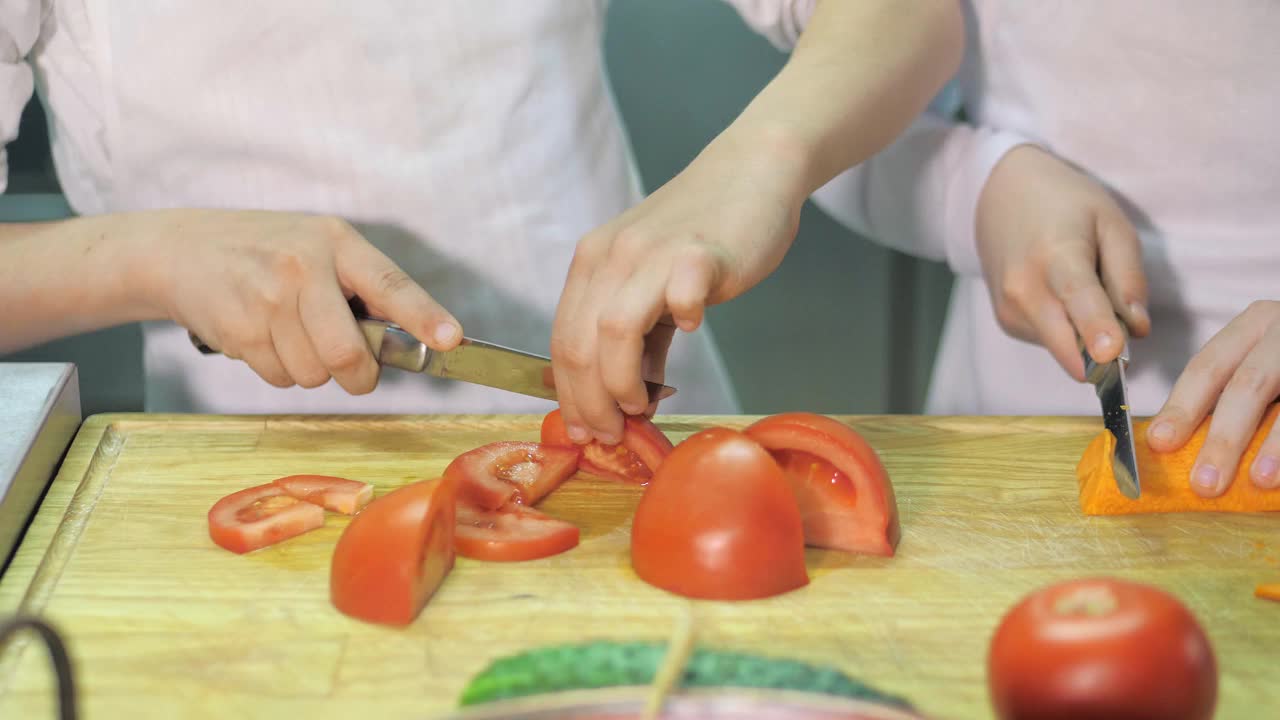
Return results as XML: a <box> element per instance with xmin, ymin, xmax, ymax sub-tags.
<box><xmin>1080</xmin><ymin>321</ymin><xmax>1141</xmax><ymax>499</ymax></box>
<box><xmin>187</xmin><ymin>304</ymin><xmax>678</xmax><ymax>405</ymax></box>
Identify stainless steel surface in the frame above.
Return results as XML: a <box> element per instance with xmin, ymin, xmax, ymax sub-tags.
<box><xmin>190</xmin><ymin>317</ymin><xmax>678</xmax><ymax>404</ymax></box>
<box><xmin>0</xmin><ymin>363</ymin><xmax>82</xmax><ymax>571</ymax></box>
<box><xmin>1081</xmin><ymin>331</ymin><xmax>1141</xmax><ymax>499</ymax></box>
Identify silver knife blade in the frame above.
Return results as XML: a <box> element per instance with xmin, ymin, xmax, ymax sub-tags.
<box><xmin>1081</xmin><ymin>328</ymin><xmax>1141</xmax><ymax>499</ymax></box>
<box><xmin>189</xmin><ymin>316</ymin><xmax>677</xmax><ymax>405</ymax></box>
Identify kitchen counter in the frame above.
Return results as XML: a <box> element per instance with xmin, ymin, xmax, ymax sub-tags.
<box><xmin>0</xmin><ymin>363</ymin><xmax>81</xmax><ymax>572</ymax></box>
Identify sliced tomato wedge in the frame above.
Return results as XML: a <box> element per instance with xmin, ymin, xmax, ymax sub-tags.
<box><xmin>540</xmin><ymin>409</ymin><xmax>674</xmax><ymax>483</ymax></box>
<box><xmin>744</xmin><ymin>412</ymin><xmax>900</xmax><ymax>556</ymax></box>
<box><xmin>330</xmin><ymin>476</ymin><xmax>457</xmax><ymax>626</ymax></box>
<box><xmin>455</xmin><ymin>500</ymin><xmax>580</xmax><ymax>562</ymax></box>
<box><xmin>272</xmin><ymin>474</ymin><xmax>374</xmax><ymax>515</ymax></box>
<box><xmin>630</xmin><ymin>426</ymin><xmax>809</xmax><ymax>601</ymax></box>
<box><xmin>208</xmin><ymin>483</ymin><xmax>326</xmax><ymax>554</ymax></box>
<box><xmin>444</xmin><ymin>441</ymin><xmax>581</xmax><ymax>510</ymax></box>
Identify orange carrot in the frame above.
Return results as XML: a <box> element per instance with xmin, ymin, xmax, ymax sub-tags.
<box><xmin>1256</xmin><ymin>584</ymin><xmax>1280</xmax><ymax>603</ymax></box>
<box><xmin>1076</xmin><ymin>404</ymin><xmax>1280</xmax><ymax>516</ymax></box>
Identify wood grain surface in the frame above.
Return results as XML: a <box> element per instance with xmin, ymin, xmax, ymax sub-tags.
<box><xmin>0</xmin><ymin>413</ymin><xmax>1276</xmax><ymax>720</ymax></box>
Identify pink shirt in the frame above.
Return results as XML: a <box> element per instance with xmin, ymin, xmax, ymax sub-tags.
<box><xmin>0</xmin><ymin>2</ymin><xmax>744</xmax><ymax>414</ymax></box>
<box><xmin>734</xmin><ymin>0</ymin><xmax>1280</xmax><ymax>416</ymax></box>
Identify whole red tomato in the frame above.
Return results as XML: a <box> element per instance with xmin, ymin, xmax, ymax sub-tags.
<box><xmin>988</xmin><ymin>577</ymin><xmax>1217</xmax><ymax>720</ymax></box>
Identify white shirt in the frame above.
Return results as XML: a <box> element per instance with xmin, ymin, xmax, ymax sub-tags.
<box><xmin>733</xmin><ymin>0</ymin><xmax>1280</xmax><ymax>416</ymax></box>
<box><xmin>1</xmin><ymin>1</ymin><xmax>742</xmax><ymax>415</ymax></box>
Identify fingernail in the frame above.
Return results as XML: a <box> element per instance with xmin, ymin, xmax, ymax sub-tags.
<box><xmin>1128</xmin><ymin>302</ymin><xmax>1150</xmax><ymax>326</ymax></box>
<box><xmin>597</xmin><ymin>433</ymin><xmax>620</xmax><ymax>446</ymax></box>
<box><xmin>1150</xmin><ymin>421</ymin><xmax>1175</xmax><ymax>444</ymax></box>
<box><xmin>1253</xmin><ymin>456</ymin><xmax>1280</xmax><ymax>487</ymax></box>
<box><xmin>1092</xmin><ymin>332</ymin><xmax>1114</xmax><ymax>354</ymax></box>
<box><xmin>1193</xmin><ymin>463</ymin><xmax>1220</xmax><ymax>491</ymax></box>
<box><xmin>567</xmin><ymin>424</ymin><xmax>588</xmax><ymax>443</ymax></box>
<box><xmin>620</xmin><ymin>402</ymin><xmax>645</xmax><ymax>415</ymax></box>
<box><xmin>434</xmin><ymin>323</ymin><xmax>459</xmax><ymax>346</ymax></box>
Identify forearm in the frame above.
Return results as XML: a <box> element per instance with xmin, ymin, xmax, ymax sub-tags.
<box><xmin>0</xmin><ymin>213</ymin><xmax>165</xmax><ymax>353</ymax></box>
<box><xmin>717</xmin><ymin>0</ymin><xmax>965</xmax><ymax>199</ymax></box>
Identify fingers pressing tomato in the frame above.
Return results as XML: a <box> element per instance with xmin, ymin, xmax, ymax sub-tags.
<box><xmin>541</xmin><ymin>409</ymin><xmax>673</xmax><ymax>484</ymax></box>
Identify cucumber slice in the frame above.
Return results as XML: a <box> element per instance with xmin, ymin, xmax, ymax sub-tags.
<box><xmin>459</xmin><ymin>641</ymin><xmax>911</xmax><ymax>710</ymax></box>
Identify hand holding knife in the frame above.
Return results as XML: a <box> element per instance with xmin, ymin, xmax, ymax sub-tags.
<box><xmin>188</xmin><ymin>298</ymin><xmax>677</xmax><ymax>405</ymax></box>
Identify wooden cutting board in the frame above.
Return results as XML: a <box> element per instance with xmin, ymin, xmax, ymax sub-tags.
<box><xmin>0</xmin><ymin>413</ymin><xmax>1276</xmax><ymax>720</ymax></box>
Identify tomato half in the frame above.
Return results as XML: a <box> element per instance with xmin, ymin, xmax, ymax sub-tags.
<box><xmin>744</xmin><ymin>412</ymin><xmax>900</xmax><ymax>556</ymax></box>
<box><xmin>330</xmin><ymin>476</ymin><xmax>457</xmax><ymax>626</ymax></box>
<box><xmin>444</xmin><ymin>441</ymin><xmax>581</xmax><ymax>510</ymax></box>
<box><xmin>454</xmin><ymin>500</ymin><xmax>580</xmax><ymax>562</ymax></box>
<box><xmin>630</xmin><ymin>427</ymin><xmax>809</xmax><ymax>601</ymax></box>
<box><xmin>272</xmin><ymin>474</ymin><xmax>374</xmax><ymax>515</ymax></box>
<box><xmin>540</xmin><ymin>409</ymin><xmax>673</xmax><ymax>483</ymax></box>
<box><xmin>988</xmin><ymin>577</ymin><xmax>1217</xmax><ymax>720</ymax></box>
<box><xmin>208</xmin><ymin>483</ymin><xmax>326</xmax><ymax>554</ymax></box>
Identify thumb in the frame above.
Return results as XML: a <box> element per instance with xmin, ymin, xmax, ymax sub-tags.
<box><xmin>1095</xmin><ymin>206</ymin><xmax>1150</xmax><ymax>337</ymax></box>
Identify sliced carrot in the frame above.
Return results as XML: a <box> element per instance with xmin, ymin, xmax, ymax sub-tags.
<box><xmin>1255</xmin><ymin>584</ymin><xmax>1280</xmax><ymax>603</ymax></box>
<box><xmin>1075</xmin><ymin>404</ymin><xmax>1280</xmax><ymax>515</ymax></box>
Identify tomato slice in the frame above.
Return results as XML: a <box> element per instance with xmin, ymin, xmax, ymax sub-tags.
<box><xmin>744</xmin><ymin>412</ymin><xmax>901</xmax><ymax>557</ymax></box>
<box><xmin>540</xmin><ymin>409</ymin><xmax>674</xmax><ymax>483</ymax></box>
<box><xmin>445</xmin><ymin>441</ymin><xmax>581</xmax><ymax>510</ymax></box>
<box><xmin>208</xmin><ymin>483</ymin><xmax>326</xmax><ymax>554</ymax></box>
<box><xmin>455</xmin><ymin>501</ymin><xmax>580</xmax><ymax>562</ymax></box>
<box><xmin>330</xmin><ymin>476</ymin><xmax>457</xmax><ymax>626</ymax></box>
<box><xmin>272</xmin><ymin>474</ymin><xmax>374</xmax><ymax>515</ymax></box>
<box><xmin>630</xmin><ymin>426</ymin><xmax>809</xmax><ymax>601</ymax></box>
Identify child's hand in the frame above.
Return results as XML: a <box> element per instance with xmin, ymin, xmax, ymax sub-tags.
<box><xmin>549</xmin><ymin>129</ymin><xmax>808</xmax><ymax>444</ymax></box>
<box><xmin>1148</xmin><ymin>301</ymin><xmax>1280</xmax><ymax>496</ymax></box>
<box><xmin>975</xmin><ymin>144</ymin><xmax>1152</xmax><ymax>381</ymax></box>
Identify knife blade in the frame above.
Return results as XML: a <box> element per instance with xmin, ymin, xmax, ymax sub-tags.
<box><xmin>1080</xmin><ymin>323</ymin><xmax>1141</xmax><ymax>499</ymax></box>
<box><xmin>188</xmin><ymin>314</ymin><xmax>677</xmax><ymax>405</ymax></box>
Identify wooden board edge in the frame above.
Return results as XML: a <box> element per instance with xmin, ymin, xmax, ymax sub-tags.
<box><xmin>0</xmin><ymin>414</ymin><xmax>128</xmax><ymax>693</ymax></box>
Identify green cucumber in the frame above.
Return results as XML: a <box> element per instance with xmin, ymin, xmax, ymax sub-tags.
<box><xmin>458</xmin><ymin>640</ymin><xmax>911</xmax><ymax>710</ymax></box>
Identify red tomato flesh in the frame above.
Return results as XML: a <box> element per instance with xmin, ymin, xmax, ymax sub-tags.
<box><xmin>330</xmin><ymin>476</ymin><xmax>457</xmax><ymax>626</ymax></box>
<box><xmin>455</xmin><ymin>500</ymin><xmax>580</xmax><ymax>562</ymax></box>
<box><xmin>988</xmin><ymin>577</ymin><xmax>1217</xmax><ymax>720</ymax></box>
<box><xmin>630</xmin><ymin>426</ymin><xmax>809</xmax><ymax>601</ymax></box>
<box><xmin>272</xmin><ymin>474</ymin><xmax>373</xmax><ymax>515</ymax></box>
<box><xmin>541</xmin><ymin>409</ymin><xmax>673</xmax><ymax>483</ymax></box>
<box><xmin>445</xmin><ymin>441</ymin><xmax>581</xmax><ymax>510</ymax></box>
<box><xmin>208</xmin><ymin>483</ymin><xmax>325</xmax><ymax>554</ymax></box>
<box><xmin>744</xmin><ymin>412</ymin><xmax>900</xmax><ymax>556</ymax></box>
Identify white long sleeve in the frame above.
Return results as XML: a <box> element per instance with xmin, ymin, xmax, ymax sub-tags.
<box><xmin>721</xmin><ymin>0</ymin><xmax>1031</xmax><ymax>277</ymax></box>
<box><xmin>0</xmin><ymin>0</ymin><xmax>42</xmax><ymax>192</ymax></box>
<box><xmin>719</xmin><ymin>0</ymin><xmax>815</xmax><ymax>51</ymax></box>
<box><xmin>809</xmin><ymin>110</ymin><xmax>1033</xmax><ymax>278</ymax></box>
